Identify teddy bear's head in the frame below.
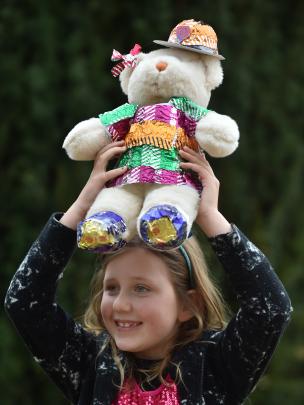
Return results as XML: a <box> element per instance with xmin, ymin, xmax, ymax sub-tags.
<box><xmin>119</xmin><ymin>47</ymin><xmax>223</xmax><ymax>108</ymax></box>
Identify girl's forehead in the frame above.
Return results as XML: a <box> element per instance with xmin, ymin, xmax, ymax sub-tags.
<box><xmin>106</xmin><ymin>247</ymin><xmax>161</xmax><ymax>266</ymax></box>
<box><xmin>104</xmin><ymin>247</ymin><xmax>171</xmax><ymax>281</ymax></box>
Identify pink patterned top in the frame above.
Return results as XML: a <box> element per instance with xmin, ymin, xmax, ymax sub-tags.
<box><xmin>112</xmin><ymin>377</ymin><xmax>180</xmax><ymax>405</ymax></box>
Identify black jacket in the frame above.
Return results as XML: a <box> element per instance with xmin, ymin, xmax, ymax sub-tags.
<box><xmin>5</xmin><ymin>213</ymin><xmax>292</xmax><ymax>404</ymax></box>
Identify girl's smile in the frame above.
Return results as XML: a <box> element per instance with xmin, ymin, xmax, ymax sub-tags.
<box><xmin>101</xmin><ymin>247</ymin><xmax>190</xmax><ymax>359</ymax></box>
<box><xmin>114</xmin><ymin>320</ymin><xmax>143</xmax><ymax>330</ymax></box>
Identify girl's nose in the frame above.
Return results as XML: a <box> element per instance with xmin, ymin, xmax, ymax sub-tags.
<box><xmin>113</xmin><ymin>293</ymin><xmax>132</xmax><ymax>312</ymax></box>
<box><xmin>156</xmin><ymin>61</ymin><xmax>168</xmax><ymax>71</ymax></box>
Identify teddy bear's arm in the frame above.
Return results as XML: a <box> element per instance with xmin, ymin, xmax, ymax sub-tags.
<box><xmin>63</xmin><ymin>118</ymin><xmax>111</xmax><ymax>161</ymax></box>
<box><xmin>195</xmin><ymin>111</ymin><xmax>240</xmax><ymax>157</ymax></box>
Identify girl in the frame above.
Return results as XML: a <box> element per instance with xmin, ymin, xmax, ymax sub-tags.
<box><xmin>5</xmin><ymin>141</ymin><xmax>292</xmax><ymax>404</ymax></box>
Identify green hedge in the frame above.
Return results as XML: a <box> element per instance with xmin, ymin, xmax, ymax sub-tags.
<box><xmin>1</xmin><ymin>0</ymin><xmax>303</xmax><ymax>403</ymax></box>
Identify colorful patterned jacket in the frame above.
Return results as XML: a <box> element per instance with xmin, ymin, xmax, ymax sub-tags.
<box><xmin>100</xmin><ymin>97</ymin><xmax>208</xmax><ymax>191</ymax></box>
<box><xmin>5</xmin><ymin>214</ymin><xmax>292</xmax><ymax>404</ymax></box>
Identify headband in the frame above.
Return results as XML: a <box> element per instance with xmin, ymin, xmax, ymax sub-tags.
<box><xmin>178</xmin><ymin>245</ymin><xmax>195</xmax><ymax>289</ymax></box>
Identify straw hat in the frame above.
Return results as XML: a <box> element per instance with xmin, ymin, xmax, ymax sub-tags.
<box><xmin>154</xmin><ymin>19</ymin><xmax>225</xmax><ymax>60</ymax></box>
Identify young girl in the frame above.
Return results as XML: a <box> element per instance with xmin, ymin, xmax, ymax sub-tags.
<box><xmin>5</xmin><ymin>141</ymin><xmax>292</xmax><ymax>404</ymax></box>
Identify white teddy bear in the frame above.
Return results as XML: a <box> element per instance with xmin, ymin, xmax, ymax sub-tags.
<box><xmin>63</xmin><ymin>19</ymin><xmax>239</xmax><ymax>252</ymax></box>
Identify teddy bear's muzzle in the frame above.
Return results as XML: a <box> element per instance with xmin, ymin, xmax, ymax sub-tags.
<box><xmin>155</xmin><ymin>61</ymin><xmax>168</xmax><ymax>72</ymax></box>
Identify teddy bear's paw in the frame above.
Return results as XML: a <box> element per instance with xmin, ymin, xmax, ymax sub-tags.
<box><xmin>139</xmin><ymin>205</ymin><xmax>187</xmax><ymax>250</ymax></box>
<box><xmin>77</xmin><ymin>211</ymin><xmax>127</xmax><ymax>253</ymax></box>
<box><xmin>63</xmin><ymin>118</ymin><xmax>110</xmax><ymax>160</ymax></box>
<box><xmin>195</xmin><ymin>112</ymin><xmax>239</xmax><ymax>157</ymax></box>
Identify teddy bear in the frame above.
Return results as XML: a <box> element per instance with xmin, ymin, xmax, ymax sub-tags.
<box><xmin>63</xmin><ymin>19</ymin><xmax>239</xmax><ymax>252</ymax></box>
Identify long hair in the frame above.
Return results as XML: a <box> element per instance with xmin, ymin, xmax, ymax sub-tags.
<box><xmin>83</xmin><ymin>235</ymin><xmax>228</xmax><ymax>388</ymax></box>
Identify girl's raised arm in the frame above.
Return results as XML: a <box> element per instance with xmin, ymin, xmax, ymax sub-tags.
<box><xmin>207</xmin><ymin>226</ymin><xmax>292</xmax><ymax>402</ymax></box>
<box><xmin>180</xmin><ymin>147</ymin><xmax>292</xmax><ymax>402</ymax></box>
<box><xmin>179</xmin><ymin>146</ymin><xmax>232</xmax><ymax>237</ymax></box>
<box><xmin>4</xmin><ymin>141</ymin><xmax>127</xmax><ymax>403</ymax></box>
<box><xmin>60</xmin><ymin>140</ymin><xmax>127</xmax><ymax>230</ymax></box>
<box><xmin>4</xmin><ymin>214</ymin><xmax>97</xmax><ymax>403</ymax></box>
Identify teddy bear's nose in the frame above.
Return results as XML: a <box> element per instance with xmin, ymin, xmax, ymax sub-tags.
<box><xmin>156</xmin><ymin>61</ymin><xmax>168</xmax><ymax>72</ymax></box>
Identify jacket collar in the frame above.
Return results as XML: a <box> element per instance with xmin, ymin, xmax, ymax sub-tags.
<box><xmin>92</xmin><ymin>332</ymin><xmax>211</xmax><ymax>405</ymax></box>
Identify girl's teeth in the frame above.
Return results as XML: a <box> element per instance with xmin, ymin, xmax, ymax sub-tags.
<box><xmin>117</xmin><ymin>322</ymin><xmax>139</xmax><ymax>327</ymax></box>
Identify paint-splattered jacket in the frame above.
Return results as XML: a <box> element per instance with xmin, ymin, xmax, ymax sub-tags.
<box><xmin>5</xmin><ymin>213</ymin><xmax>292</xmax><ymax>405</ymax></box>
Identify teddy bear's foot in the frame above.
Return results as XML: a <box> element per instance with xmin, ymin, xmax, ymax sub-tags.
<box><xmin>77</xmin><ymin>211</ymin><xmax>127</xmax><ymax>253</ymax></box>
<box><xmin>139</xmin><ymin>204</ymin><xmax>187</xmax><ymax>250</ymax></box>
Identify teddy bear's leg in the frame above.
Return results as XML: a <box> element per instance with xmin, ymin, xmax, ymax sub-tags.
<box><xmin>138</xmin><ymin>184</ymin><xmax>200</xmax><ymax>250</ymax></box>
<box><xmin>78</xmin><ymin>184</ymin><xmax>143</xmax><ymax>253</ymax></box>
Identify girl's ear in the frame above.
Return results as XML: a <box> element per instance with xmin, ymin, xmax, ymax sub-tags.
<box><xmin>178</xmin><ymin>290</ymin><xmax>199</xmax><ymax>322</ymax></box>
<box><xmin>119</xmin><ymin>52</ymin><xmax>145</xmax><ymax>96</ymax></box>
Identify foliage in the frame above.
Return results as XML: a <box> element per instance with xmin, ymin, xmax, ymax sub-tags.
<box><xmin>1</xmin><ymin>0</ymin><xmax>303</xmax><ymax>403</ymax></box>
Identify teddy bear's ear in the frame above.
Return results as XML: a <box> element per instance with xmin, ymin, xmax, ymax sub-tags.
<box><xmin>119</xmin><ymin>52</ymin><xmax>145</xmax><ymax>96</ymax></box>
<box><xmin>202</xmin><ymin>55</ymin><xmax>224</xmax><ymax>91</ymax></box>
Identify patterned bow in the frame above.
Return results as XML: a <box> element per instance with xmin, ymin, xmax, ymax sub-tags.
<box><xmin>111</xmin><ymin>44</ymin><xmax>142</xmax><ymax>77</ymax></box>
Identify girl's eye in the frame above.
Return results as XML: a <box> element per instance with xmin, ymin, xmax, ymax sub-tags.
<box><xmin>134</xmin><ymin>284</ymin><xmax>150</xmax><ymax>293</ymax></box>
<box><xmin>104</xmin><ymin>285</ymin><xmax>119</xmax><ymax>294</ymax></box>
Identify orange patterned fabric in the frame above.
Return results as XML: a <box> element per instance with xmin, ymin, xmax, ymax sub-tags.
<box><xmin>125</xmin><ymin>121</ymin><xmax>199</xmax><ymax>151</ymax></box>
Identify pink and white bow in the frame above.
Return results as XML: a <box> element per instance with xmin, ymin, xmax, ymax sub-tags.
<box><xmin>111</xmin><ymin>43</ymin><xmax>142</xmax><ymax>77</ymax></box>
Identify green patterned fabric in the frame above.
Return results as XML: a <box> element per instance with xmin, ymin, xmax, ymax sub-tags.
<box><xmin>99</xmin><ymin>103</ymin><xmax>138</xmax><ymax>126</ymax></box>
<box><xmin>118</xmin><ymin>144</ymin><xmax>181</xmax><ymax>171</ymax></box>
<box><xmin>99</xmin><ymin>97</ymin><xmax>208</xmax><ymax>127</ymax></box>
<box><xmin>170</xmin><ymin>97</ymin><xmax>209</xmax><ymax>121</ymax></box>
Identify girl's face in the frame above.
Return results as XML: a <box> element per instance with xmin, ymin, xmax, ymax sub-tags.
<box><xmin>101</xmin><ymin>247</ymin><xmax>188</xmax><ymax>359</ymax></box>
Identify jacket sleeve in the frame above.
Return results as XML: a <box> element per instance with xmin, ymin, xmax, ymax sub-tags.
<box><xmin>99</xmin><ymin>103</ymin><xmax>138</xmax><ymax>142</ymax></box>
<box><xmin>207</xmin><ymin>224</ymin><xmax>292</xmax><ymax>403</ymax></box>
<box><xmin>4</xmin><ymin>213</ymin><xmax>99</xmax><ymax>404</ymax></box>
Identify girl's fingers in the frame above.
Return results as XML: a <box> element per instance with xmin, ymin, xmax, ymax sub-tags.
<box><xmin>103</xmin><ymin>144</ymin><xmax>127</xmax><ymax>159</ymax></box>
<box><xmin>96</xmin><ymin>141</ymin><xmax>125</xmax><ymax>159</ymax></box>
<box><xmin>179</xmin><ymin>149</ymin><xmax>202</xmax><ymax>165</ymax></box>
<box><xmin>95</xmin><ymin>145</ymin><xmax>126</xmax><ymax>169</ymax></box>
<box><xmin>179</xmin><ymin>161</ymin><xmax>204</xmax><ymax>174</ymax></box>
<box><xmin>180</xmin><ymin>147</ymin><xmax>215</xmax><ymax>176</ymax></box>
<box><xmin>183</xmin><ymin>145</ymin><xmax>201</xmax><ymax>156</ymax></box>
<box><xmin>180</xmin><ymin>160</ymin><xmax>218</xmax><ymax>183</ymax></box>
<box><xmin>180</xmin><ymin>146</ymin><xmax>208</xmax><ymax>164</ymax></box>
<box><xmin>104</xmin><ymin>166</ymin><xmax>128</xmax><ymax>181</ymax></box>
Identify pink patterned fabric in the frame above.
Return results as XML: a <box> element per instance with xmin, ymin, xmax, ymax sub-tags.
<box><xmin>133</xmin><ymin>104</ymin><xmax>197</xmax><ymax>136</ymax></box>
<box><xmin>105</xmin><ymin>102</ymin><xmax>203</xmax><ymax>192</ymax></box>
<box><xmin>107</xmin><ymin>166</ymin><xmax>202</xmax><ymax>192</ymax></box>
<box><xmin>111</xmin><ymin>44</ymin><xmax>142</xmax><ymax>77</ymax></box>
<box><xmin>109</xmin><ymin>118</ymin><xmax>132</xmax><ymax>141</ymax></box>
<box><xmin>107</xmin><ymin>104</ymin><xmax>197</xmax><ymax>141</ymax></box>
<box><xmin>112</xmin><ymin>377</ymin><xmax>180</xmax><ymax>405</ymax></box>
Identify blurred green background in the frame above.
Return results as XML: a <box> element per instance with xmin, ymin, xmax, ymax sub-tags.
<box><xmin>1</xmin><ymin>0</ymin><xmax>303</xmax><ymax>403</ymax></box>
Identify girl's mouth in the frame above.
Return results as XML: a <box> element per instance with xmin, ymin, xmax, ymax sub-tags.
<box><xmin>115</xmin><ymin>321</ymin><xmax>142</xmax><ymax>329</ymax></box>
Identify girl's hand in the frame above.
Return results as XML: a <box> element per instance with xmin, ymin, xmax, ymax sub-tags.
<box><xmin>179</xmin><ymin>146</ymin><xmax>231</xmax><ymax>237</ymax></box>
<box><xmin>60</xmin><ymin>141</ymin><xmax>127</xmax><ymax>230</ymax></box>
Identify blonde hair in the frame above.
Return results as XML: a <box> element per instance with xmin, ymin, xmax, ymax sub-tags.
<box><xmin>83</xmin><ymin>235</ymin><xmax>228</xmax><ymax>388</ymax></box>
